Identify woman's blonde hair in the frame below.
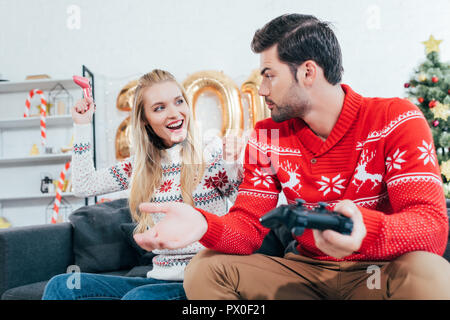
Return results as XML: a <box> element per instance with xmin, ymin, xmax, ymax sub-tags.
<box><xmin>129</xmin><ymin>69</ymin><xmax>204</xmax><ymax>234</ymax></box>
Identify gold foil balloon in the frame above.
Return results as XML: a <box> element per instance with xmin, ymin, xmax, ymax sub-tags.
<box><xmin>241</xmin><ymin>69</ymin><xmax>270</xmax><ymax>128</ymax></box>
<box><xmin>115</xmin><ymin>116</ymin><xmax>132</xmax><ymax>160</ymax></box>
<box><xmin>116</xmin><ymin>80</ymin><xmax>138</xmax><ymax>112</ymax></box>
<box><xmin>182</xmin><ymin>70</ymin><xmax>243</xmax><ymax>136</ymax></box>
<box><xmin>115</xmin><ymin>80</ymin><xmax>137</xmax><ymax>160</ymax></box>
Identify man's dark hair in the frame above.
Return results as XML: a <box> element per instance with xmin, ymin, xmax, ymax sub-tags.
<box><xmin>251</xmin><ymin>14</ymin><xmax>344</xmax><ymax>85</ymax></box>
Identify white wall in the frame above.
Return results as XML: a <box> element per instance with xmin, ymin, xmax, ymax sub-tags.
<box><xmin>1</xmin><ymin>0</ymin><xmax>450</xmax><ymax>178</ymax></box>
<box><xmin>1</xmin><ymin>0</ymin><xmax>449</xmax><ymax>88</ymax></box>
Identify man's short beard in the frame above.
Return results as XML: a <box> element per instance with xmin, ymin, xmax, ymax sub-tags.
<box><xmin>271</xmin><ymin>83</ymin><xmax>310</xmax><ymax>123</ymax></box>
<box><xmin>271</xmin><ymin>104</ymin><xmax>296</xmax><ymax>123</ymax></box>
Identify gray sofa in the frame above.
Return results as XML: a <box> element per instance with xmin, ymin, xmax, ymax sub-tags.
<box><xmin>0</xmin><ymin>198</ymin><xmax>156</xmax><ymax>300</ymax></box>
<box><xmin>1</xmin><ymin>198</ymin><xmax>449</xmax><ymax>300</ymax></box>
<box><xmin>0</xmin><ymin>198</ymin><xmax>292</xmax><ymax>300</ymax></box>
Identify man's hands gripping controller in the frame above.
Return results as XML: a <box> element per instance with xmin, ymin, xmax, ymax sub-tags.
<box><xmin>259</xmin><ymin>199</ymin><xmax>353</xmax><ymax>236</ymax></box>
<box><xmin>313</xmin><ymin>200</ymin><xmax>366</xmax><ymax>259</ymax></box>
<box><xmin>260</xmin><ymin>199</ymin><xmax>366</xmax><ymax>259</ymax></box>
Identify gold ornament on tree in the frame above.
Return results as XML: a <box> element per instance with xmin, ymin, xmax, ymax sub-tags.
<box><xmin>418</xmin><ymin>74</ymin><xmax>427</xmax><ymax>82</ymax></box>
<box><xmin>440</xmin><ymin>159</ymin><xmax>450</xmax><ymax>181</ymax></box>
<box><xmin>430</xmin><ymin>102</ymin><xmax>450</xmax><ymax>121</ymax></box>
<box><xmin>422</xmin><ymin>35</ymin><xmax>443</xmax><ymax>54</ymax></box>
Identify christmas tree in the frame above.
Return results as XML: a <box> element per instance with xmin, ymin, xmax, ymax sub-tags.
<box><xmin>404</xmin><ymin>35</ymin><xmax>450</xmax><ymax>197</ymax></box>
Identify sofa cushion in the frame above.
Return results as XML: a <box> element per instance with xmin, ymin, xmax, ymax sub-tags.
<box><xmin>120</xmin><ymin>223</ymin><xmax>155</xmax><ymax>266</ymax></box>
<box><xmin>69</xmin><ymin>198</ymin><xmax>139</xmax><ymax>273</ymax></box>
<box><xmin>0</xmin><ymin>222</ymin><xmax>73</xmax><ymax>299</ymax></box>
<box><xmin>1</xmin><ymin>280</ymin><xmax>49</xmax><ymax>300</ymax></box>
<box><xmin>125</xmin><ymin>265</ymin><xmax>153</xmax><ymax>278</ymax></box>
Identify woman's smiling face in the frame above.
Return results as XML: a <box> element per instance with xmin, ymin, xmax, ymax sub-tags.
<box><xmin>143</xmin><ymin>81</ymin><xmax>190</xmax><ymax>148</ymax></box>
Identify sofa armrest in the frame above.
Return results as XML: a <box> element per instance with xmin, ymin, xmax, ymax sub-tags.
<box><xmin>0</xmin><ymin>223</ymin><xmax>74</xmax><ymax>297</ymax></box>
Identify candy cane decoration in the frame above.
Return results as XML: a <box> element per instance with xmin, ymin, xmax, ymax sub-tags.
<box><xmin>24</xmin><ymin>89</ymin><xmax>47</xmax><ymax>146</ymax></box>
<box><xmin>51</xmin><ymin>161</ymin><xmax>71</xmax><ymax>224</ymax></box>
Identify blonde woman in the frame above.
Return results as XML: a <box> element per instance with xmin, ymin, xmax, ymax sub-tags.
<box><xmin>42</xmin><ymin>69</ymin><xmax>244</xmax><ymax>300</ymax></box>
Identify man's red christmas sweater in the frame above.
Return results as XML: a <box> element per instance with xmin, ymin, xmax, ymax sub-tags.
<box><xmin>197</xmin><ymin>84</ymin><xmax>449</xmax><ymax>261</ymax></box>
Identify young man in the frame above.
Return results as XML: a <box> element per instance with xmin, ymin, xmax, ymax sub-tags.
<box><xmin>134</xmin><ymin>14</ymin><xmax>450</xmax><ymax>299</ymax></box>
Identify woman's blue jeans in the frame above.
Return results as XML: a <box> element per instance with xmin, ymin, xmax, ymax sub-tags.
<box><xmin>42</xmin><ymin>272</ymin><xmax>186</xmax><ymax>300</ymax></box>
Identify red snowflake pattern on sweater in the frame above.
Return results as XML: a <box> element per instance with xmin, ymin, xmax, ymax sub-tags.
<box><xmin>122</xmin><ymin>162</ymin><xmax>132</xmax><ymax>178</ymax></box>
<box><xmin>204</xmin><ymin>176</ymin><xmax>215</xmax><ymax>190</ymax></box>
<box><xmin>212</xmin><ymin>171</ymin><xmax>229</xmax><ymax>189</ymax></box>
<box><xmin>159</xmin><ymin>180</ymin><xmax>173</xmax><ymax>193</ymax></box>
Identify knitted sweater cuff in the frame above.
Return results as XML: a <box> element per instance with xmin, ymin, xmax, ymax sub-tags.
<box><xmin>357</xmin><ymin>206</ymin><xmax>383</xmax><ymax>253</ymax></box>
<box><xmin>196</xmin><ymin>208</ymin><xmax>224</xmax><ymax>249</ymax></box>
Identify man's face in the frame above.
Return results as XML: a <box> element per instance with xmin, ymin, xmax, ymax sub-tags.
<box><xmin>259</xmin><ymin>45</ymin><xmax>311</xmax><ymax>122</ymax></box>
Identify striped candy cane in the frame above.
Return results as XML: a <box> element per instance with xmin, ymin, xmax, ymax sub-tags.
<box><xmin>24</xmin><ymin>89</ymin><xmax>47</xmax><ymax>146</ymax></box>
<box><xmin>51</xmin><ymin>161</ymin><xmax>71</xmax><ymax>224</ymax></box>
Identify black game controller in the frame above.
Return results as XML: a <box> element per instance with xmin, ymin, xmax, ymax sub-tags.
<box><xmin>259</xmin><ymin>199</ymin><xmax>353</xmax><ymax>236</ymax></box>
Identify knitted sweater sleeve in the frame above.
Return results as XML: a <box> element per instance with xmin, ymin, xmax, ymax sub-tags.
<box><xmin>203</xmin><ymin>135</ymin><xmax>244</xmax><ymax>204</ymax></box>
<box><xmin>72</xmin><ymin>123</ymin><xmax>133</xmax><ymax>197</ymax></box>
<box><xmin>197</xmin><ymin>124</ymin><xmax>281</xmax><ymax>254</ymax></box>
<box><xmin>357</xmin><ymin>100</ymin><xmax>449</xmax><ymax>258</ymax></box>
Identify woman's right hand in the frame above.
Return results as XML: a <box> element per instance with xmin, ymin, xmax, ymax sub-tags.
<box><xmin>71</xmin><ymin>97</ymin><xmax>95</xmax><ymax>124</ymax></box>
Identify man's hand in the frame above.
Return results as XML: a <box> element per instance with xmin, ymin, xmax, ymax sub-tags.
<box><xmin>312</xmin><ymin>200</ymin><xmax>366</xmax><ymax>259</ymax></box>
<box><xmin>133</xmin><ymin>202</ymin><xmax>208</xmax><ymax>252</ymax></box>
